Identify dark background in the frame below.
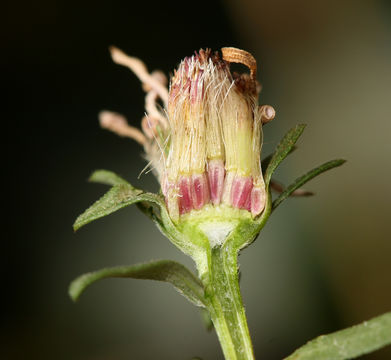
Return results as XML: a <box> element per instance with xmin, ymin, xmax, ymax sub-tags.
<box><xmin>2</xmin><ymin>0</ymin><xmax>391</xmax><ymax>359</ymax></box>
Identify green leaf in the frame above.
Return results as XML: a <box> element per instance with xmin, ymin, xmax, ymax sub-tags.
<box><xmin>89</xmin><ymin>169</ymin><xmax>130</xmax><ymax>186</ymax></box>
<box><xmin>87</xmin><ymin>169</ymin><xmax>165</xmax><ymax>228</ymax></box>
<box><xmin>272</xmin><ymin>159</ymin><xmax>346</xmax><ymax>210</ymax></box>
<box><xmin>262</xmin><ymin>146</ymin><xmax>297</xmax><ymax>174</ymax></box>
<box><xmin>69</xmin><ymin>260</ymin><xmax>206</xmax><ymax>307</ymax></box>
<box><xmin>74</xmin><ymin>174</ymin><xmax>197</xmax><ymax>259</ymax></box>
<box><xmin>73</xmin><ymin>184</ymin><xmax>163</xmax><ymax>231</ymax></box>
<box><xmin>284</xmin><ymin>311</ymin><xmax>391</xmax><ymax>360</ymax></box>
<box><xmin>269</xmin><ymin>179</ymin><xmax>313</xmax><ymax>197</ymax></box>
<box><xmin>264</xmin><ymin>124</ymin><xmax>306</xmax><ymax>186</ymax></box>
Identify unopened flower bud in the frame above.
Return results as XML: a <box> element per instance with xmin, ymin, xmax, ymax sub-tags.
<box><xmin>104</xmin><ymin>46</ymin><xmax>275</xmax><ymax>223</ymax></box>
<box><xmin>164</xmin><ymin>48</ymin><xmax>273</xmax><ymax>220</ymax></box>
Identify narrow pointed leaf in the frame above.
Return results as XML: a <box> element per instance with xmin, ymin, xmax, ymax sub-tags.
<box><xmin>69</xmin><ymin>260</ymin><xmax>206</xmax><ymax>307</ymax></box>
<box><xmin>87</xmin><ymin>169</ymin><xmax>166</xmax><ymax>228</ymax></box>
<box><xmin>264</xmin><ymin>124</ymin><xmax>306</xmax><ymax>185</ymax></box>
<box><xmin>284</xmin><ymin>311</ymin><xmax>391</xmax><ymax>360</ymax></box>
<box><xmin>73</xmin><ymin>178</ymin><xmax>195</xmax><ymax>259</ymax></box>
<box><xmin>73</xmin><ymin>184</ymin><xmax>164</xmax><ymax>231</ymax></box>
<box><xmin>270</xmin><ymin>179</ymin><xmax>313</xmax><ymax>197</ymax></box>
<box><xmin>262</xmin><ymin>146</ymin><xmax>297</xmax><ymax>174</ymax></box>
<box><xmin>89</xmin><ymin>169</ymin><xmax>130</xmax><ymax>186</ymax></box>
<box><xmin>272</xmin><ymin>159</ymin><xmax>346</xmax><ymax>210</ymax></box>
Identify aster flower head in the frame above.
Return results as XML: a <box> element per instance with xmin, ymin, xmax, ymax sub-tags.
<box><xmin>101</xmin><ymin>47</ymin><xmax>275</xmax><ymax>224</ymax></box>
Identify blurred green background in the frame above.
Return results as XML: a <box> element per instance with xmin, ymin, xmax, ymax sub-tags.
<box><xmin>2</xmin><ymin>0</ymin><xmax>391</xmax><ymax>359</ymax></box>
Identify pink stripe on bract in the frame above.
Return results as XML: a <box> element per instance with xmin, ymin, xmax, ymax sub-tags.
<box><xmin>231</xmin><ymin>176</ymin><xmax>253</xmax><ymax>209</ymax></box>
<box><xmin>251</xmin><ymin>186</ymin><xmax>266</xmax><ymax>216</ymax></box>
<box><xmin>244</xmin><ymin>189</ymin><xmax>252</xmax><ymax>211</ymax></box>
<box><xmin>207</xmin><ymin>160</ymin><xmax>225</xmax><ymax>205</ymax></box>
<box><xmin>178</xmin><ymin>176</ymin><xmax>193</xmax><ymax>214</ymax></box>
<box><xmin>191</xmin><ymin>173</ymin><xmax>209</xmax><ymax>210</ymax></box>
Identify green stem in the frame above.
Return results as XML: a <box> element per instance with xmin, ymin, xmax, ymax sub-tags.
<box><xmin>204</xmin><ymin>243</ymin><xmax>255</xmax><ymax>360</ymax></box>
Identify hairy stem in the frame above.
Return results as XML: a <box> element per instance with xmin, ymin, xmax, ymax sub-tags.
<box><xmin>203</xmin><ymin>243</ymin><xmax>255</xmax><ymax>360</ymax></box>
